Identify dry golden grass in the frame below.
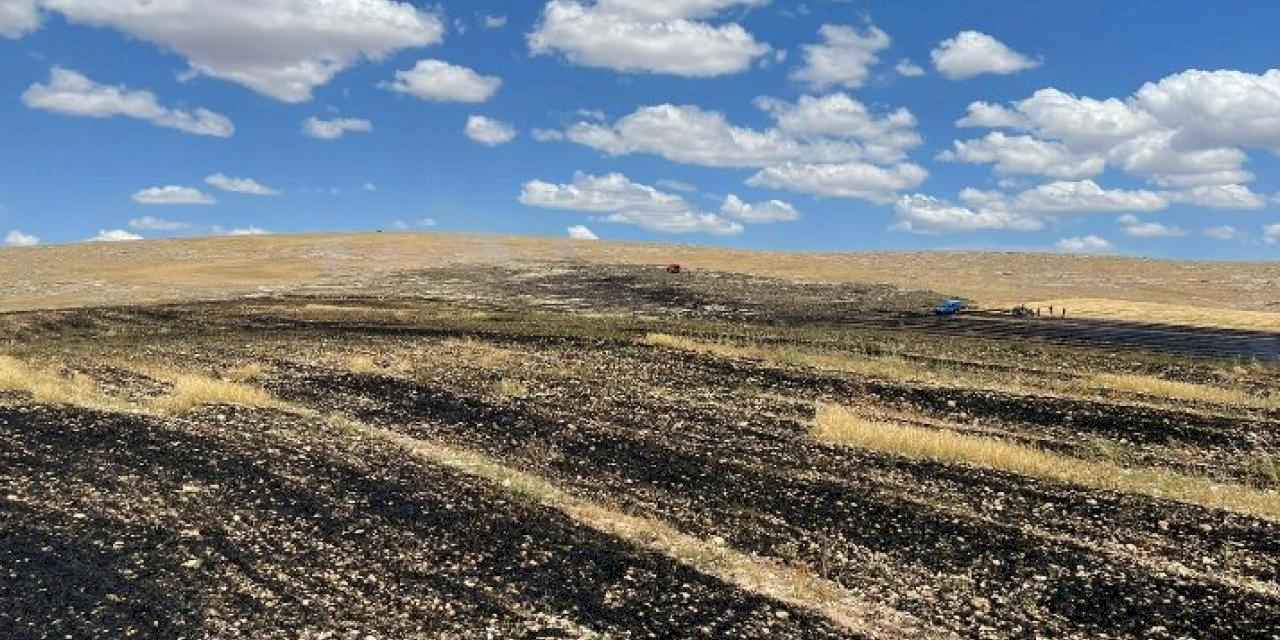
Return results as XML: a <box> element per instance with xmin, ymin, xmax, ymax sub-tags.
<box><xmin>4</xmin><ymin>232</ymin><xmax>1278</xmax><ymax>319</ymax></box>
<box><xmin>328</xmin><ymin>416</ymin><xmax>940</xmax><ymax>639</ymax></box>
<box><xmin>493</xmin><ymin>379</ymin><xmax>530</xmax><ymax>399</ymax></box>
<box><xmin>150</xmin><ymin>373</ymin><xmax>281</xmax><ymax>415</ymax></box>
<box><xmin>1023</xmin><ymin>298</ymin><xmax>1280</xmax><ymax>333</ymax></box>
<box><xmin>814</xmin><ymin>404</ymin><xmax>1280</xmax><ymax>522</ymax></box>
<box><xmin>644</xmin><ymin>333</ymin><xmax>957</xmax><ymax>384</ymax></box>
<box><xmin>1080</xmin><ymin>373</ymin><xmax>1280</xmax><ymax>410</ymax></box>
<box><xmin>224</xmin><ymin>363</ymin><xmax>268</xmax><ymax>383</ymax></box>
<box><xmin>347</xmin><ymin>355</ymin><xmax>384</xmax><ymax>374</ymax></box>
<box><xmin>441</xmin><ymin>337</ymin><xmax>520</xmax><ymax>369</ymax></box>
<box><xmin>0</xmin><ymin>355</ymin><xmax>121</xmax><ymax>410</ymax></box>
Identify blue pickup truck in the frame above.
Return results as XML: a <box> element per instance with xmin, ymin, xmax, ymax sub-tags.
<box><xmin>933</xmin><ymin>299</ymin><xmax>968</xmax><ymax>316</ymax></box>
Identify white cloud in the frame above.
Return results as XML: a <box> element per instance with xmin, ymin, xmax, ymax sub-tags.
<box><xmin>483</xmin><ymin>15</ymin><xmax>508</xmax><ymax>29</ymax></box>
<box><xmin>87</xmin><ymin>229</ymin><xmax>143</xmax><ymax>243</ymax></box>
<box><xmin>1165</xmin><ymin>184</ymin><xmax>1266</xmax><ymax>210</ymax></box>
<box><xmin>931</xmin><ymin>31</ymin><xmax>1040</xmax><ymax>80</ymax></box>
<box><xmin>1117</xmin><ymin>214</ymin><xmax>1186</xmax><ymax>238</ymax></box>
<box><xmin>38</xmin><ymin>0</ymin><xmax>445</xmax><ymax>103</ymax></box>
<box><xmin>754</xmin><ymin>93</ymin><xmax>921</xmax><ymax>163</ymax></box>
<box><xmin>656</xmin><ymin>179</ymin><xmax>696</xmax><ymax>193</ymax></box>
<box><xmin>227</xmin><ymin>227</ymin><xmax>270</xmax><ymax>236</ymax></box>
<box><xmin>576</xmin><ymin>108</ymin><xmax>607</xmax><ymax>121</ymax></box>
<box><xmin>951</xmin><ymin>70</ymin><xmax>1280</xmax><ymax>190</ymax></box>
<box><xmin>390</xmin><ymin>217</ymin><xmax>437</xmax><ymax>230</ymax></box>
<box><xmin>894</xmin><ymin>58</ymin><xmax>925</xmax><ymax>78</ymax></box>
<box><xmin>746</xmin><ymin>162</ymin><xmax>927</xmax><ymax>203</ymax></box>
<box><xmin>128</xmin><ymin>216</ymin><xmax>189</xmax><ymax>231</ymax></box>
<box><xmin>531</xmin><ymin>128</ymin><xmax>566</xmax><ymax>142</ymax></box>
<box><xmin>519</xmin><ymin>172</ymin><xmax>743</xmax><ymax>235</ymax></box>
<box><xmin>1012</xmin><ymin>180</ymin><xmax>1166</xmax><ymax>213</ymax></box>
<box><xmin>938</xmin><ymin>132</ymin><xmax>1104</xmax><ymax>179</ymax></box>
<box><xmin>303</xmin><ymin>116</ymin><xmax>373</xmax><ymax>140</ymax></box>
<box><xmin>528</xmin><ymin>0</ymin><xmax>770</xmax><ymax>77</ymax></box>
<box><xmin>4</xmin><ymin>229</ymin><xmax>39</xmax><ymax>247</ymax></box>
<box><xmin>22</xmin><ymin>67</ymin><xmax>233</xmax><ymax>137</ymax></box>
<box><xmin>891</xmin><ymin>193</ymin><xmax>1044</xmax><ymax>234</ymax></box>
<box><xmin>1263</xmin><ymin>224</ymin><xmax>1280</xmax><ymax>245</ymax></box>
<box><xmin>791</xmin><ymin>24</ymin><xmax>890</xmax><ymax>90</ymax></box>
<box><xmin>1055</xmin><ymin>235</ymin><xmax>1113</xmax><ymax>254</ymax></box>
<box><xmin>567</xmin><ymin>224</ymin><xmax>599</xmax><ymax>240</ymax></box>
<box><xmin>465</xmin><ymin>115</ymin><xmax>517</xmax><ymax>146</ymax></box>
<box><xmin>382</xmin><ymin>59</ymin><xmax>501</xmax><ymax>103</ymax></box>
<box><xmin>0</xmin><ymin>0</ymin><xmax>40</xmax><ymax>39</ymax></box>
<box><xmin>132</xmin><ymin>186</ymin><xmax>216</xmax><ymax>206</ymax></box>
<box><xmin>1134</xmin><ymin>69</ymin><xmax>1280</xmax><ymax>152</ymax></box>
<box><xmin>563</xmin><ymin>101</ymin><xmax>915</xmax><ymax>169</ymax></box>
<box><xmin>1204</xmin><ymin>225</ymin><xmax>1238</xmax><ymax>241</ymax></box>
<box><xmin>205</xmin><ymin>173</ymin><xmax>280</xmax><ymax>196</ymax></box>
<box><xmin>720</xmin><ymin>194</ymin><xmax>799</xmax><ymax>223</ymax></box>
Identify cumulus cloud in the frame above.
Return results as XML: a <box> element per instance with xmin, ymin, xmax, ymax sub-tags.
<box><xmin>128</xmin><ymin>216</ymin><xmax>189</xmax><ymax>231</ymax></box>
<box><xmin>465</xmin><ymin>115</ymin><xmax>517</xmax><ymax>146</ymax></box>
<box><xmin>1204</xmin><ymin>225</ymin><xmax>1239</xmax><ymax>241</ymax></box>
<box><xmin>720</xmin><ymin>194</ymin><xmax>799</xmax><ymax>223</ymax></box>
<box><xmin>754</xmin><ymin>93</ymin><xmax>922</xmax><ymax>163</ymax></box>
<box><xmin>931</xmin><ymin>31</ymin><xmax>1040</xmax><ymax>80</ymax></box>
<box><xmin>390</xmin><ymin>218</ymin><xmax>437</xmax><ymax>230</ymax></box>
<box><xmin>519</xmin><ymin>172</ymin><xmax>743</xmax><ymax>235</ymax></box>
<box><xmin>5</xmin><ymin>229</ymin><xmax>39</xmax><ymax>247</ymax></box>
<box><xmin>951</xmin><ymin>70</ymin><xmax>1280</xmax><ymax>189</ymax></box>
<box><xmin>561</xmin><ymin>96</ymin><xmax>923</xmax><ymax>198</ymax></box>
<box><xmin>528</xmin><ymin>0</ymin><xmax>770</xmax><ymax>77</ymax></box>
<box><xmin>656</xmin><ymin>179</ymin><xmax>697</xmax><ymax>193</ymax></box>
<box><xmin>382</xmin><ymin>59</ymin><xmax>501</xmax><ymax>103</ymax></box>
<box><xmin>132</xmin><ymin>186</ymin><xmax>216</xmax><ymax>206</ymax></box>
<box><xmin>226</xmin><ymin>227</ymin><xmax>270</xmax><ymax>236</ymax></box>
<box><xmin>1055</xmin><ymin>235</ymin><xmax>1113</xmax><ymax>254</ymax></box>
<box><xmin>791</xmin><ymin>24</ymin><xmax>890</xmax><ymax>90</ymax></box>
<box><xmin>483</xmin><ymin>14</ymin><xmax>508</xmax><ymax>29</ymax></box>
<box><xmin>891</xmin><ymin>193</ymin><xmax>1044</xmax><ymax>234</ymax></box>
<box><xmin>894</xmin><ymin>58</ymin><xmax>925</xmax><ymax>78</ymax></box>
<box><xmin>87</xmin><ymin>229</ymin><xmax>143</xmax><ymax>243</ymax></box>
<box><xmin>531</xmin><ymin>128</ymin><xmax>566</xmax><ymax>142</ymax></box>
<box><xmin>938</xmin><ymin>132</ymin><xmax>1105</xmax><ymax>180</ymax></box>
<box><xmin>36</xmin><ymin>0</ymin><xmax>445</xmax><ymax>102</ymax></box>
<box><xmin>1264</xmin><ymin>224</ymin><xmax>1280</xmax><ymax>245</ymax></box>
<box><xmin>567</xmin><ymin>224</ymin><xmax>599</xmax><ymax>240</ymax></box>
<box><xmin>1117</xmin><ymin>214</ymin><xmax>1186</xmax><ymax>238</ymax></box>
<box><xmin>205</xmin><ymin>174</ymin><xmax>280</xmax><ymax>196</ymax></box>
<box><xmin>747</xmin><ymin>162</ymin><xmax>927</xmax><ymax>203</ymax></box>
<box><xmin>303</xmin><ymin>116</ymin><xmax>373</xmax><ymax>140</ymax></box>
<box><xmin>1012</xmin><ymin>180</ymin><xmax>1167</xmax><ymax>214</ymax></box>
<box><xmin>22</xmin><ymin>67</ymin><xmax>233</xmax><ymax>137</ymax></box>
<box><xmin>1164</xmin><ymin>184</ymin><xmax>1266</xmax><ymax>209</ymax></box>
<box><xmin>0</xmin><ymin>0</ymin><xmax>40</xmax><ymax>39</ymax></box>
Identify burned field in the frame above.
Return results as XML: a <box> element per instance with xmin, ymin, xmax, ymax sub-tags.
<box><xmin>3</xmin><ymin>263</ymin><xmax>1280</xmax><ymax>639</ymax></box>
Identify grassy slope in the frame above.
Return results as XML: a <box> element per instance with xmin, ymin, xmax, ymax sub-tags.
<box><xmin>1</xmin><ymin>232</ymin><xmax>1278</xmax><ymax>329</ymax></box>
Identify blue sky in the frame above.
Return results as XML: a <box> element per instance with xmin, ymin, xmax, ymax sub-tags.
<box><xmin>2</xmin><ymin>0</ymin><xmax>1279</xmax><ymax>259</ymax></box>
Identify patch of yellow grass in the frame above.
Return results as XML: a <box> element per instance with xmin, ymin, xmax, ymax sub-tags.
<box><xmin>494</xmin><ymin>378</ymin><xmax>530</xmax><ymax>399</ymax></box>
<box><xmin>347</xmin><ymin>355</ymin><xmax>384</xmax><ymax>374</ymax></box>
<box><xmin>441</xmin><ymin>337</ymin><xmax>519</xmax><ymax>369</ymax></box>
<box><xmin>225</xmin><ymin>363</ymin><xmax>268</xmax><ymax>383</ymax></box>
<box><xmin>0</xmin><ymin>355</ymin><xmax>120</xmax><ymax>409</ymax></box>
<box><xmin>814</xmin><ymin>404</ymin><xmax>1280</xmax><ymax>522</ymax></box>
<box><xmin>643</xmin><ymin>333</ymin><xmax>939</xmax><ymax>383</ymax></box>
<box><xmin>1023</xmin><ymin>298</ymin><xmax>1280</xmax><ymax>333</ymax></box>
<box><xmin>150</xmin><ymin>373</ymin><xmax>281</xmax><ymax>415</ymax></box>
<box><xmin>1081</xmin><ymin>373</ymin><xmax>1279</xmax><ymax>410</ymax></box>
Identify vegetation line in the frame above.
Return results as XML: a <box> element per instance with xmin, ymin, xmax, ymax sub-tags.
<box><xmin>814</xmin><ymin>404</ymin><xmax>1280</xmax><ymax>522</ymax></box>
<box><xmin>327</xmin><ymin>416</ymin><xmax>951</xmax><ymax>640</ymax></box>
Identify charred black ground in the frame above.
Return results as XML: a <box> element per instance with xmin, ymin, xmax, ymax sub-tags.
<box><xmin>2</xmin><ymin>262</ymin><xmax>1278</xmax><ymax>639</ymax></box>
